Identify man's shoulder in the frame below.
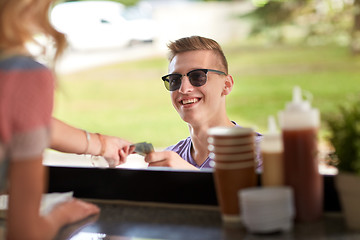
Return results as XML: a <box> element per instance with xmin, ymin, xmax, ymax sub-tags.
<box><xmin>233</xmin><ymin>121</ymin><xmax>262</xmax><ymax>138</ymax></box>
<box><xmin>165</xmin><ymin>136</ymin><xmax>192</xmax><ymax>152</ymax></box>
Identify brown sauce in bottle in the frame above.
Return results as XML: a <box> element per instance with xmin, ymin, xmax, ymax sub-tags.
<box><xmin>282</xmin><ymin>128</ymin><xmax>322</xmax><ymax>222</ymax></box>
<box><xmin>262</xmin><ymin>151</ymin><xmax>284</xmax><ymax>186</ymax></box>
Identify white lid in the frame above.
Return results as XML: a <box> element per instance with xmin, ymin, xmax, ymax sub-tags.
<box><xmin>285</xmin><ymin>86</ymin><xmax>311</xmax><ymax>112</ymax></box>
<box><xmin>278</xmin><ymin>86</ymin><xmax>319</xmax><ymax>129</ymax></box>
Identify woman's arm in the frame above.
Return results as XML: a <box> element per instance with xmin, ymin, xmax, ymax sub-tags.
<box><xmin>51</xmin><ymin>118</ymin><xmax>134</xmax><ymax>167</ymax></box>
<box><xmin>50</xmin><ymin>118</ymin><xmax>101</xmax><ymax>156</ymax></box>
<box><xmin>7</xmin><ymin>157</ymin><xmax>99</xmax><ymax>239</ymax></box>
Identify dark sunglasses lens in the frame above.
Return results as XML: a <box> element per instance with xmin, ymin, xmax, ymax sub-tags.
<box><xmin>188</xmin><ymin>70</ymin><xmax>207</xmax><ymax>87</ymax></box>
<box><xmin>168</xmin><ymin>75</ymin><xmax>182</xmax><ymax>91</ymax></box>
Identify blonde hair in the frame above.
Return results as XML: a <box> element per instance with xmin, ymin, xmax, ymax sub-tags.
<box><xmin>167</xmin><ymin>36</ymin><xmax>228</xmax><ymax>74</ymax></box>
<box><xmin>0</xmin><ymin>0</ymin><xmax>66</xmax><ymax>64</ymax></box>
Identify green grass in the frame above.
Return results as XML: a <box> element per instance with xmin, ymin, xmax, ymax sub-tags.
<box><xmin>54</xmin><ymin>44</ymin><xmax>360</xmax><ymax>148</ymax></box>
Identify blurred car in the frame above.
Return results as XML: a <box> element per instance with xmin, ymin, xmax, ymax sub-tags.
<box><xmin>50</xmin><ymin>1</ymin><xmax>158</xmax><ymax>51</ymax></box>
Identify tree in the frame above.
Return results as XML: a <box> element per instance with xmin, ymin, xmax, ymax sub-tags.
<box><xmin>351</xmin><ymin>0</ymin><xmax>360</xmax><ymax>55</ymax></box>
<box><xmin>60</xmin><ymin>0</ymin><xmax>140</xmax><ymax>7</ymax></box>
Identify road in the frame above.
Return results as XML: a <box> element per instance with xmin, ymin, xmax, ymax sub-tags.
<box><xmin>56</xmin><ymin>42</ymin><xmax>165</xmax><ymax>74</ymax></box>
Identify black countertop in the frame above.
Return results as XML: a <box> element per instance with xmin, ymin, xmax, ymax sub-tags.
<box><xmin>56</xmin><ymin>200</ymin><xmax>360</xmax><ymax>240</ymax></box>
<box><xmin>45</xmin><ymin>166</ymin><xmax>357</xmax><ymax>239</ymax></box>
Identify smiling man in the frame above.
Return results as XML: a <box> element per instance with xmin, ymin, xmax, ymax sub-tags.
<box><xmin>145</xmin><ymin>36</ymin><xmax>261</xmax><ymax>170</ymax></box>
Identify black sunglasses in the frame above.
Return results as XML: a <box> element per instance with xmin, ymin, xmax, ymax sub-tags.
<box><xmin>161</xmin><ymin>68</ymin><xmax>227</xmax><ymax>91</ymax></box>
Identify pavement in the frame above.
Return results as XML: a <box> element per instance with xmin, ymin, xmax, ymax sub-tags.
<box><xmin>56</xmin><ymin>42</ymin><xmax>165</xmax><ymax>75</ymax></box>
<box><xmin>54</xmin><ymin>1</ymin><xmax>255</xmax><ymax>75</ymax></box>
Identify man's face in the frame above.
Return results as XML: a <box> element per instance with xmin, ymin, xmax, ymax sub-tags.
<box><xmin>168</xmin><ymin>50</ymin><xmax>231</xmax><ymax>126</ymax></box>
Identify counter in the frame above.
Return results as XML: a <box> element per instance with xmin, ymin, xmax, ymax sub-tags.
<box><xmin>56</xmin><ymin>200</ymin><xmax>360</xmax><ymax>240</ymax></box>
<box><xmin>1</xmin><ymin>199</ymin><xmax>359</xmax><ymax>239</ymax></box>
<box><xmin>1</xmin><ymin>166</ymin><xmax>353</xmax><ymax>239</ymax></box>
<box><xmin>1</xmin><ymin>167</ymin><xmax>360</xmax><ymax>239</ymax></box>
<box><xmin>47</xmin><ymin>166</ymin><xmax>354</xmax><ymax>239</ymax></box>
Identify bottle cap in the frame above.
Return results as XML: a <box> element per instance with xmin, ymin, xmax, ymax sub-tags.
<box><xmin>278</xmin><ymin>86</ymin><xmax>319</xmax><ymax>129</ymax></box>
<box><xmin>261</xmin><ymin>115</ymin><xmax>283</xmax><ymax>152</ymax></box>
<box><xmin>267</xmin><ymin>115</ymin><xmax>278</xmax><ymax>135</ymax></box>
<box><xmin>285</xmin><ymin>86</ymin><xmax>310</xmax><ymax>112</ymax></box>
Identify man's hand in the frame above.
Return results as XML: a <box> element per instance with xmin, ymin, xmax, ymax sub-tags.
<box><xmin>144</xmin><ymin>151</ymin><xmax>198</xmax><ymax>170</ymax></box>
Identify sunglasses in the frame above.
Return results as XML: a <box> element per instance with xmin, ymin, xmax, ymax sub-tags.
<box><xmin>161</xmin><ymin>68</ymin><xmax>227</xmax><ymax>91</ymax></box>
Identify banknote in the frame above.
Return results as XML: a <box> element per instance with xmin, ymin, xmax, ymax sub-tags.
<box><xmin>131</xmin><ymin>142</ymin><xmax>154</xmax><ymax>156</ymax></box>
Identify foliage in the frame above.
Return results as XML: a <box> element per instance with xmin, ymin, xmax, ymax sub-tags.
<box><xmin>241</xmin><ymin>0</ymin><xmax>354</xmax><ymax>46</ymax></box>
<box><xmin>350</xmin><ymin>0</ymin><xmax>360</xmax><ymax>54</ymax></box>
<box><xmin>58</xmin><ymin>0</ymin><xmax>140</xmax><ymax>7</ymax></box>
<box><xmin>325</xmin><ymin>96</ymin><xmax>360</xmax><ymax>175</ymax></box>
<box><xmin>246</xmin><ymin>0</ymin><xmax>306</xmax><ymax>26</ymax></box>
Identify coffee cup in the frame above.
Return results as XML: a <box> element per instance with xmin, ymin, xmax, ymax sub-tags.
<box><xmin>213</xmin><ymin>161</ymin><xmax>256</xmax><ymax>223</ymax></box>
<box><xmin>208</xmin><ymin>127</ymin><xmax>257</xmax><ymax>224</ymax></box>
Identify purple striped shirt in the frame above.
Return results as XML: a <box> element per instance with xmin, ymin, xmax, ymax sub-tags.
<box><xmin>165</xmin><ymin>122</ymin><xmax>262</xmax><ymax>170</ymax></box>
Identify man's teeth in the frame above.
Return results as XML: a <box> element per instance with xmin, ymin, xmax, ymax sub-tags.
<box><xmin>182</xmin><ymin>98</ymin><xmax>199</xmax><ymax>105</ymax></box>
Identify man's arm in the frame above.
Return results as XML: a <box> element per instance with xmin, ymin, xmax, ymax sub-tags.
<box><xmin>145</xmin><ymin>151</ymin><xmax>199</xmax><ymax>170</ymax></box>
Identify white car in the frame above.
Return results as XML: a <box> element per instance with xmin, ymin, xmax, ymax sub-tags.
<box><xmin>50</xmin><ymin>1</ymin><xmax>158</xmax><ymax>51</ymax></box>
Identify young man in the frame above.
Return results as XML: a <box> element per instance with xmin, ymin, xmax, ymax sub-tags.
<box><xmin>145</xmin><ymin>36</ymin><xmax>261</xmax><ymax>170</ymax></box>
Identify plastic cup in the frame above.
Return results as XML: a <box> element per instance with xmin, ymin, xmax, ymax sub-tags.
<box><xmin>239</xmin><ymin>187</ymin><xmax>295</xmax><ymax>233</ymax></box>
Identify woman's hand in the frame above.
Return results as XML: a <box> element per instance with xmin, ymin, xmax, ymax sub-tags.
<box><xmin>101</xmin><ymin>135</ymin><xmax>135</xmax><ymax>167</ymax></box>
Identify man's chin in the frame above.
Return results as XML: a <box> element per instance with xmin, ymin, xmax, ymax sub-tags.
<box><xmin>181</xmin><ymin>115</ymin><xmax>202</xmax><ymax>126</ymax></box>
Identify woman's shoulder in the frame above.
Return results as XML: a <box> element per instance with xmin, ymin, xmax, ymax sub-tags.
<box><xmin>0</xmin><ymin>55</ymin><xmax>47</xmax><ymax>71</ymax></box>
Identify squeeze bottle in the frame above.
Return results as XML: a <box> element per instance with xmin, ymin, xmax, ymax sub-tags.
<box><xmin>278</xmin><ymin>86</ymin><xmax>322</xmax><ymax>222</ymax></box>
<box><xmin>260</xmin><ymin>116</ymin><xmax>284</xmax><ymax>186</ymax></box>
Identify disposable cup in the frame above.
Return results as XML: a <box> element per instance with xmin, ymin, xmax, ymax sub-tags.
<box><xmin>239</xmin><ymin>187</ymin><xmax>294</xmax><ymax>202</ymax></box>
<box><xmin>207</xmin><ymin>127</ymin><xmax>254</xmax><ymax>146</ymax></box>
<box><xmin>213</xmin><ymin>162</ymin><xmax>257</xmax><ymax>223</ymax></box>
<box><xmin>210</xmin><ymin>152</ymin><xmax>255</xmax><ymax>162</ymax></box>
<box><xmin>208</xmin><ymin>144</ymin><xmax>254</xmax><ymax>154</ymax></box>
<box><xmin>214</xmin><ymin>160</ymin><xmax>255</xmax><ymax>169</ymax></box>
<box><xmin>207</xmin><ymin>136</ymin><xmax>254</xmax><ymax>146</ymax></box>
<box><xmin>239</xmin><ymin>187</ymin><xmax>295</xmax><ymax>233</ymax></box>
<box><xmin>208</xmin><ymin>126</ymin><xmax>254</xmax><ymax>137</ymax></box>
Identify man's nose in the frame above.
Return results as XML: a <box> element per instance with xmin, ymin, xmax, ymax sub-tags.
<box><xmin>178</xmin><ymin>76</ymin><xmax>194</xmax><ymax>93</ymax></box>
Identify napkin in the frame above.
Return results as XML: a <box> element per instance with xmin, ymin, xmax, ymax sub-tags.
<box><xmin>0</xmin><ymin>191</ymin><xmax>74</xmax><ymax>219</ymax></box>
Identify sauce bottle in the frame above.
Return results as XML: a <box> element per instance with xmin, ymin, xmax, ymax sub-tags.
<box><xmin>261</xmin><ymin>116</ymin><xmax>284</xmax><ymax>186</ymax></box>
<box><xmin>278</xmin><ymin>86</ymin><xmax>322</xmax><ymax>222</ymax></box>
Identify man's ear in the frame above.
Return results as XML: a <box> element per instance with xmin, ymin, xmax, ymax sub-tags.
<box><xmin>222</xmin><ymin>75</ymin><xmax>234</xmax><ymax>96</ymax></box>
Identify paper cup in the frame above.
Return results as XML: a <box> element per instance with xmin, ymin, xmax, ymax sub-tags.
<box><xmin>210</xmin><ymin>152</ymin><xmax>255</xmax><ymax>162</ymax></box>
<box><xmin>208</xmin><ymin>144</ymin><xmax>254</xmax><ymax>154</ymax></box>
<box><xmin>207</xmin><ymin>136</ymin><xmax>254</xmax><ymax>146</ymax></box>
<box><xmin>213</xmin><ymin>162</ymin><xmax>257</xmax><ymax>223</ymax></box>
<box><xmin>208</xmin><ymin>126</ymin><xmax>254</xmax><ymax>137</ymax></box>
<box><xmin>214</xmin><ymin>160</ymin><xmax>255</xmax><ymax>169</ymax></box>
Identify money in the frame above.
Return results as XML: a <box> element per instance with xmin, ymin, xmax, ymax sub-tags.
<box><xmin>131</xmin><ymin>142</ymin><xmax>154</xmax><ymax>156</ymax></box>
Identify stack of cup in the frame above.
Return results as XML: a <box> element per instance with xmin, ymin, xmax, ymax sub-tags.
<box><xmin>207</xmin><ymin>127</ymin><xmax>257</xmax><ymax>224</ymax></box>
<box><xmin>239</xmin><ymin>187</ymin><xmax>295</xmax><ymax>233</ymax></box>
